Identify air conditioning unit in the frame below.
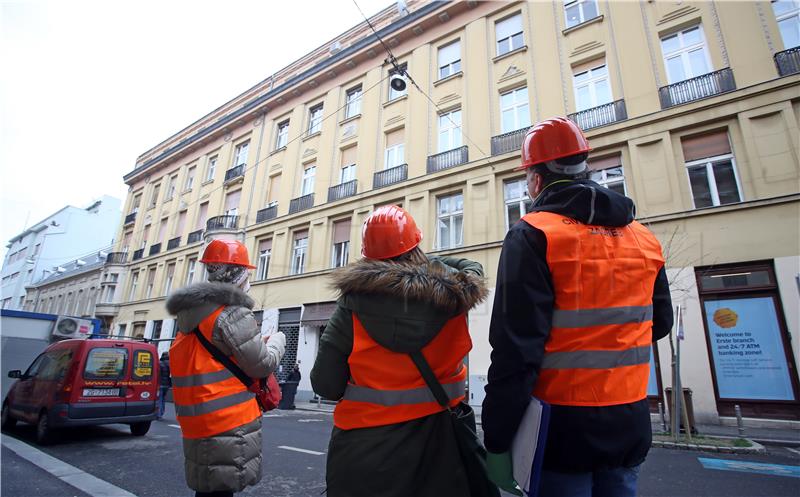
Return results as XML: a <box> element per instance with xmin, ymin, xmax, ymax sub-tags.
<box><xmin>52</xmin><ymin>316</ymin><xmax>93</xmax><ymax>340</ymax></box>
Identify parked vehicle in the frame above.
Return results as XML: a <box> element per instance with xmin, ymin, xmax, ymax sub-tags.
<box><xmin>2</xmin><ymin>338</ymin><xmax>158</xmax><ymax>444</ymax></box>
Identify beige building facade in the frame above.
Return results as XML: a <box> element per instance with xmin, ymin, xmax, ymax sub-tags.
<box><xmin>109</xmin><ymin>1</ymin><xmax>800</xmax><ymax>425</ymax></box>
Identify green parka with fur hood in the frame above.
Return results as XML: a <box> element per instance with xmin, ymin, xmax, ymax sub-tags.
<box><xmin>311</xmin><ymin>255</ymin><xmax>487</xmax><ymax>497</ymax></box>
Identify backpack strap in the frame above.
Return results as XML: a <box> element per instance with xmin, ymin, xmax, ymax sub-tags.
<box><xmin>409</xmin><ymin>350</ymin><xmax>451</xmax><ymax>409</ymax></box>
<box><xmin>192</xmin><ymin>327</ymin><xmax>252</xmax><ymax>389</ymax></box>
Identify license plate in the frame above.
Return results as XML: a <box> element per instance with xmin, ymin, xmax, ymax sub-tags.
<box><xmin>82</xmin><ymin>388</ymin><xmax>119</xmax><ymax>397</ymax></box>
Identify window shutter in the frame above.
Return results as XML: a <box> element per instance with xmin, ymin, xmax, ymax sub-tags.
<box><xmin>333</xmin><ymin>219</ymin><xmax>351</xmax><ymax>244</ymax></box>
<box><xmin>268</xmin><ymin>175</ymin><xmax>281</xmax><ymax>203</ymax></box>
<box><xmin>386</xmin><ymin>128</ymin><xmax>404</xmax><ymax>147</ymax></box>
<box><xmin>196</xmin><ymin>203</ymin><xmax>208</xmax><ymax>229</ymax></box>
<box><xmin>341</xmin><ymin>146</ymin><xmax>357</xmax><ymax>166</ymax></box>
<box><xmin>681</xmin><ymin>131</ymin><xmax>731</xmax><ymax>162</ymax></box>
<box><xmin>496</xmin><ymin>14</ymin><xmax>522</xmax><ymax>41</ymax></box>
<box><xmin>294</xmin><ymin>229</ymin><xmax>308</xmax><ymax>241</ymax></box>
<box><xmin>438</xmin><ymin>41</ymin><xmax>460</xmax><ymax>66</ymax></box>
<box><xmin>259</xmin><ymin>239</ymin><xmax>272</xmax><ymax>252</ymax></box>
<box><xmin>588</xmin><ymin>153</ymin><xmax>622</xmax><ymax>171</ymax></box>
<box><xmin>176</xmin><ymin>211</ymin><xmax>187</xmax><ymax>235</ymax></box>
<box><xmin>225</xmin><ymin>190</ymin><xmax>241</xmax><ymax>212</ymax></box>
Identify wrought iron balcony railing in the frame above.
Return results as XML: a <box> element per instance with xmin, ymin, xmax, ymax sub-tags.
<box><xmin>427</xmin><ymin>146</ymin><xmax>469</xmax><ymax>174</ymax></box>
<box><xmin>224</xmin><ymin>164</ymin><xmax>245</xmax><ymax>182</ymax></box>
<box><xmin>105</xmin><ymin>252</ymin><xmax>127</xmax><ymax>264</ymax></box>
<box><xmin>187</xmin><ymin>229</ymin><xmax>203</xmax><ymax>244</ymax></box>
<box><xmin>775</xmin><ymin>46</ymin><xmax>800</xmax><ymax>77</ymax></box>
<box><xmin>373</xmin><ymin>164</ymin><xmax>408</xmax><ymax>189</ymax></box>
<box><xmin>658</xmin><ymin>68</ymin><xmax>736</xmax><ymax>109</ymax></box>
<box><xmin>132</xmin><ymin>248</ymin><xmax>145</xmax><ymax>261</ymax></box>
<box><xmin>328</xmin><ymin>180</ymin><xmax>357</xmax><ymax>202</ymax></box>
<box><xmin>256</xmin><ymin>204</ymin><xmax>278</xmax><ymax>223</ymax></box>
<box><xmin>206</xmin><ymin>215</ymin><xmax>239</xmax><ymax>231</ymax></box>
<box><xmin>124</xmin><ymin>212</ymin><xmax>137</xmax><ymax>225</ymax></box>
<box><xmin>568</xmin><ymin>99</ymin><xmax>627</xmax><ymax>130</ymax></box>
<box><xmin>491</xmin><ymin>128</ymin><xmax>527</xmax><ymax>156</ymax></box>
<box><xmin>288</xmin><ymin>194</ymin><xmax>314</xmax><ymax>214</ymax></box>
<box><xmin>166</xmin><ymin>237</ymin><xmax>181</xmax><ymax>251</ymax></box>
<box><xmin>148</xmin><ymin>243</ymin><xmax>161</xmax><ymax>256</ymax></box>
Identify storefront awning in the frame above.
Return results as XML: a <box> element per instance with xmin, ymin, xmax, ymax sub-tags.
<box><xmin>300</xmin><ymin>301</ymin><xmax>337</xmax><ymax>327</ymax></box>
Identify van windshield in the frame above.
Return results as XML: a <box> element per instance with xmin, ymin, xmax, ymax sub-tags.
<box><xmin>84</xmin><ymin>348</ymin><xmax>128</xmax><ymax>380</ymax></box>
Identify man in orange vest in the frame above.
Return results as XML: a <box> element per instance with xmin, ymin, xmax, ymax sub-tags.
<box><xmin>167</xmin><ymin>239</ymin><xmax>285</xmax><ymax>497</ymax></box>
<box><xmin>483</xmin><ymin>118</ymin><xmax>673</xmax><ymax>497</ymax></box>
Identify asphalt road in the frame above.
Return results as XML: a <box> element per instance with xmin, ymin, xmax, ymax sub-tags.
<box><xmin>2</xmin><ymin>407</ymin><xmax>799</xmax><ymax>497</ymax></box>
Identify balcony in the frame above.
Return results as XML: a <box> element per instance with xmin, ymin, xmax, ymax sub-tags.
<box><xmin>328</xmin><ymin>180</ymin><xmax>357</xmax><ymax>202</ymax></box>
<box><xmin>105</xmin><ymin>252</ymin><xmax>127</xmax><ymax>264</ymax></box>
<box><xmin>491</xmin><ymin>128</ymin><xmax>527</xmax><ymax>156</ymax></box>
<box><xmin>148</xmin><ymin>243</ymin><xmax>161</xmax><ymax>256</ymax></box>
<box><xmin>256</xmin><ymin>204</ymin><xmax>278</xmax><ymax>223</ymax></box>
<box><xmin>166</xmin><ymin>236</ymin><xmax>181</xmax><ymax>250</ymax></box>
<box><xmin>658</xmin><ymin>68</ymin><xmax>736</xmax><ymax>109</ymax></box>
<box><xmin>288</xmin><ymin>193</ymin><xmax>314</xmax><ymax>214</ymax></box>
<box><xmin>187</xmin><ymin>229</ymin><xmax>203</xmax><ymax>244</ymax></box>
<box><xmin>568</xmin><ymin>99</ymin><xmax>627</xmax><ymax>131</ymax></box>
<box><xmin>224</xmin><ymin>164</ymin><xmax>245</xmax><ymax>183</ymax></box>
<box><xmin>132</xmin><ymin>248</ymin><xmax>144</xmax><ymax>261</ymax></box>
<box><xmin>373</xmin><ymin>164</ymin><xmax>408</xmax><ymax>189</ymax></box>
<box><xmin>775</xmin><ymin>47</ymin><xmax>800</xmax><ymax>77</ymax></box>
<box><xmin>124</xmin><ymin>212</ymin><xmax>137</xmax><ymax>225</ymax></box>
<box><xmin>427</xmin><ymin>146</ymin><xmax>469</xmax><ymax>174</ymax></box>
<box><xmin>206</xmin><ymin>215</ymin><xmax>239</xmax><ymax>231</ymax></box>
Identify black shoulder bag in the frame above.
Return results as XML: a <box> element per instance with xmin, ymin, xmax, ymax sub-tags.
<box><xmin>409</xmin><ymin>351</ymin><xmax>501</xmax><ymax>497</ymax></box>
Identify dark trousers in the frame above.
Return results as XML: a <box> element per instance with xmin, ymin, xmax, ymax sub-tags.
<box><xmin>195</xmin><ymin>492</ymin><xmax>233</xmax><ymax>497</ymax></box>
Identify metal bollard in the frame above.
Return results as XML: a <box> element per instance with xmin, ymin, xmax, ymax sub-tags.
<box><xmin>658</xmin><ymin>402</ymin><xmax>667</xmax><ymax>432</ymax></box>
<box><xmin>735</xmin><ymin>404</ymin><xmax>745</xmax><ymax>437</ymax></box>
<box><xmin>317</xmin><ymin>395</ymin><xmax>322</xmax><ymax>408</ymax></box>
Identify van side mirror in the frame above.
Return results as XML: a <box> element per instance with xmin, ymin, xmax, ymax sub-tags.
<box><xmin>7</xmin><ymin>370</ymin><xmax>22</xmax><ymax>379</ymax></box>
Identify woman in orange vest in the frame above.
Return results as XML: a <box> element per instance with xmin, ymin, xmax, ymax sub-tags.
<box><xmin>311</xmin><ymin>205</ymin><xmax>489</xmax><ymax>497</ymax></box>
<box><xmin>167</xmin><ymin>239</ymin><xmax>286</xmax><ymax>497</ymax></box>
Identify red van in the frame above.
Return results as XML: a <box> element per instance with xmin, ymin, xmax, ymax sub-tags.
<box><xmin>2</xmin><ymin>338</ymin><xmax>158</xmax><ymax>444</ymax></box>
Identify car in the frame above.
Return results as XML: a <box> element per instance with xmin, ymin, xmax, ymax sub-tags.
<box><xmin>2</xmin><ymin>338</ymin><xmax>159</xmax><ymax>444</ymax></box>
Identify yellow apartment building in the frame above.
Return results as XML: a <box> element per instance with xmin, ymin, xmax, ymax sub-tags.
<box><xmin>106</xmin><ymin>0</ymin><xmax>800</xmax><ymax>426</ymax></box>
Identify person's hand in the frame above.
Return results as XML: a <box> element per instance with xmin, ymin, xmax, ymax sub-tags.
<box><xmin>264</xmin><ymin>332</ymin><xmax>286</xmax><ymax>368</ymax></box>
<box><xmin>486</xmin><ymin>451</ymin><xmax>522</xmax><ymax>496</ymax></box>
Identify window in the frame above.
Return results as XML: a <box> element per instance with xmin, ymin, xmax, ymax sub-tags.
<box><xmin>773</xmin><ymin>0</ymin><xmax>800</xmax><ymax>49</ymax></box>
<box><xmin>140</xmin><ymin>224</ymin><xmax>150</xmax><ymax>249</ymax></box>
<box><xmin>437</xmin><ymin>193</ymin><xmax>464</xmax><ymax>249</ymax></box>
<box><xmin>185</xmin><ymin>258</ymin><xmax>197</xmax><ymax>285</ymax></box>
<box><xmin>384</xmin><ymin>129</ymin><xmax>405</xmax><ymax>169</ymax></box>
<box><xmin>340</xmin><ymin>164</ymin><xmax>356</xmax><ymax>184</ymax></box>
<box><xmin>165</xmin><ymin>175</ymin><xmax>177</xmax><ymax>200</ymax></box>
<box><xmin>157</xmin><ymin>218</ymin><xmax>168</xmax><ymax>244</ymax></box>
<box><xmin>345</xmin><ymin>86</ymin><xmax>362</xmax><ymax>119</ymax></box>
<box><xmin>267</xmin><ymin>175</ymin><xmax>281</xmax><ymax>206</ymax></box>
<box><xmin>682</xmin><ymin>132</ymin><xmax>741</xmax><ymax>208</ymax></box>
<box><xmin>149</xmin><ymin>184</ymin><xmax>160</xmax><ymax>208</ymax></box>
<box><xmin>84</xmin><ymin>348</ymin><xmax>128</xmax><ymax>380</ymax></box>
<box><xmin>331</xmin><ymin>219</ymin><xmax>351</xmax><ymax>268</ymax></box>
<box><xmin>301</xmin><ymin>165</ymin><xmax>316</xmax><ymax>196</ymax></box>
<box><xmin>232</xmin><ymin>141</ymin><xmax>249</xmax><ymax>168</ymax></box>
<box><xmin>588</xmin><ymin>154</ymin><xmax>626</xmax><ymax>196</ymax></box>
<box><xmin>291</xmin><ymin>231</ymin><xmax>309</xmax><ymax>275</ymax></box>
<box><xmin>128</xmin><ymin>271</ymin><xmax>139</xmax><ymax>300</ymax></box>
<box><xmin>132</xmin><ymin>194</ymin><xmax>142</xmax><ymax>213</ymax></box>
<box><xmin>496</xmin><ymin>14</ymin><xmax>524</xmax><ymax>56</ymax></box>
<box><xmin>661</xmin><ymin>26</ymin><xmax>711</xmax><ymax>84</ymax></box>
<box><xmin>438</xmin><ymin>41</ymin><xmax>461</xmax><ymax>79</ymax></box>
<box><xmin>256</xmin><ymin>239</ymin><xmax>272</xmax><ymax>281</ymax></box>
<box><xmin>276</xmin><ymin>120</ymin><xmax>289</xmax><ymax>149</ymax></box>
<box><xmin>185</xmin><ymin>166</ymin><xmax>196</xmax><ymax>191</ymax></box>
<box><xmin>145</xmin><ymin>266</ymin><xmax>157</xmax><ymax>299</ymax></box>
<box><xmin>175</xmin><ymin>211</ymin><xmax>187</xmax><ymax>236</ymax></box>
<box><xmin>564</xmin><ymin>0</ymin><xmax>599</xmax><ymax>29</ymax></box>
<box><xmin>196</xmin><ymin>202</ymin><xmax>209</xmax><ymax>230</ymax></box>
<box><xmin>308</xmin><ymin>104</ymin><xmax>323</xmax><ymax>134</ymax></box>
<box><xmin>340</xmin><ymin>147</ymin><xmax>357</xmax><ymax>183</ymax></box>
<box><xmin>504</xmin><ymin>179</ymin><xmax>529</xmax><ymax>230</ymax></box>
<box><xmin>500</xmin><ymin>87</ymin><xmax>531</xmax><ymax>133</ymax></box>
<box><xmin>388</xmin><ymin>63</ymin><xmax>408</xmax><ymax>100</ymax></box>
<box><xmin>205</xmin><ymin>155</ymin><xmax>218</xmax><ymax>182</ymax></box>
<box><xmin>438</xmin><ymin>110</ymin><xmax>462</xmax><ymax>153</ymax></box>
<box><xmin>573</xmin><ymin>64</ymin><xmax>612</xmax><ymax>111</ymax></box>
<box><xmin>224</xmin><ymin>189</ymin><xmax>241</xmax><ymax>216</ymax></box>
<box><xmin>164</xmin><ymin>262</ymin><xmax>176</xmax><ymax>296</ymax></box>
<box><xmin>103</xmin><ymin>283</ymin><xmax>115</xmax><ymax>304</ymax></box>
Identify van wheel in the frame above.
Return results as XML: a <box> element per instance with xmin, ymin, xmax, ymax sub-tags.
<box><xmin>36</xmin><ymin>410</ymin><xmax>53</xmax><ymax>445</ymax></box>
<box><xmin>130</xmin><ymin>421</ymin><xmax>151</xmax><ymax>436</ymax></box>
<box><xmin>1</xmin><ymin>401</ymin><xmax>16</xmax><ymax>429</ymax></box>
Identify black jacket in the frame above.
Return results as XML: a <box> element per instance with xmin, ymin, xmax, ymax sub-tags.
<box><xmin>159</xmin><ymin>358</ymin><xmax>171</xmax><ymax>387</ymax></box>
<box><xmin>482</xmin><ymin>179</ymin><xmax>673</xmax><ymax>473</ymax></box>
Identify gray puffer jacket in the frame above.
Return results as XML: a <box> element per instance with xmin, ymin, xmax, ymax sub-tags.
<box><xmin>166</xmin><ymin>282</ymin><xmax>282</xmax><ymax>493</ymax></box>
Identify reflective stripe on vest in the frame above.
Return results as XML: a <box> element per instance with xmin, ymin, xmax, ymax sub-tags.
<box><xmin>523</xmin><ymin>211</ymin><xmax>664</xmax><ymax>407</ymax></box>
<box><xmin>169</xmin><ymin>306</ymin><xmax>261</xmax><ymax>439</ymax></box>
<box><xmin>333</xmin><ymin>312</ymin><xmax>471</xmax><ymax>430</ymax></box>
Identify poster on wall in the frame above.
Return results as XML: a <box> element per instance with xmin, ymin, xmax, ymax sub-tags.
<box><xmin>647</xmin><ymin>349</ymin><xmax>658</xmax><ymax>397</ymax></box>
<box><xmin>704</xmin><ymin>297</ymin><xmax>795</xmax><ymax>401</ymax></box>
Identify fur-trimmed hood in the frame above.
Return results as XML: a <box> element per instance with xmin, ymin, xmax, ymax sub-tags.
<box><xmin>166</xmin><ymin>282</ymin><xmax>254</xmax><ymax>333</ymax></box>
<box><xmin>330</xmin><ymin>258</ymin><xmax>487</xmax><ymax>315</ymax></box>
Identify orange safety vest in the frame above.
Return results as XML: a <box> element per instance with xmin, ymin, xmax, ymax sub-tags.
<box><xmin>169</xmin><ymin>306</ymin><xmax>261</xmax><ymax>439</ymax></box>
<box><xmin>333</xmin><ymin>313</ymin><xmax>471</xmax><ymax>430</ymax></box>
<box><xmin>522</xmin><ymin>211</ymin><xmax>664</xmax><ymax>407</ymax></box>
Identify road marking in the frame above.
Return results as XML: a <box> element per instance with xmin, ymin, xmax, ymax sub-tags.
<box><xmin>786</xmin><ymin>447</ymin><xmax>800</xmax><ymax>457</ymax></box>
<box><xmin>168</xmin><ymin>424</ymin><xmax>181</xmax><ymax>429</ymax></box>
<box><xmin>2</xmin><ymin>436</ymin><xmax>138</xmax><ymax>497</ymax></box>
<box><xmin>698</xmin><ymin>457</ymin><xmax>800</xmax><ymax>478</ymax></box>
<box><xmin>298</xmin><ymin>419</ymin><xmax>323</xmax><ymax>423</ymax></box>
<box><xmin>263</xmin><ymin>413</ymin><xmax>285</xmax><ymax>418</ymax></box>
<box><xmin>278</xmin><ymin>445</ymin><xmax>325</xmax><ymax>456</ymax></box>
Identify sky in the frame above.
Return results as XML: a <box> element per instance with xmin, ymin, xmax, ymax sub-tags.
<box><xmin>0</xmin><ymin>0</ymin><xmax>390</xmax><ymax>259</ymax></box>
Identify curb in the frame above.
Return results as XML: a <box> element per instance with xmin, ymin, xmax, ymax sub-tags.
<box><xmin>652</xmin><ymin>438</ymin><xmax>765</xmax><ymax>454</ymax></box>
<box><xmin>294</xmin><ymin>406</ymin><xmax>335</xmax><ymax>414</ymax></box>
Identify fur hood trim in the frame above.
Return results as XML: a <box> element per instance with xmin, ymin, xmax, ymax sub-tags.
<box><xmin>330</xmin><ymin>259</ymin><xmax>488</xmax><ymax>314</ymax></box>
<box><xmin>166</xmin><ymin>281</ymin><xmax>254</xmax><ymax>315</ymax></box>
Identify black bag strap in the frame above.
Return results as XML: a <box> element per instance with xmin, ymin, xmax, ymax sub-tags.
<box><xmin>192</xmin><ymin>327</ymin><xmax>252</xmax><ymax>389</ymax></box>
<box><xmin>409</xmin><ymin>350</ymin><xmax>451</xmax><ymax>409</ymax></box>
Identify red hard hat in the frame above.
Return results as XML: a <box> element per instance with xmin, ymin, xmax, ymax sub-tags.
<box><xmin>361</xmin><ymin>205</ymin><xmax>422</xmax><ymax>260</ymax></box>
<box><xmin>200</xmin><ymin>239</ymin><xmax>256</xmax><ymax>269</ymax></box>
<box><xmin>517</xmin><ymin>117</ymin><xmax>591</xmax><ymax>171</ymax></box>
